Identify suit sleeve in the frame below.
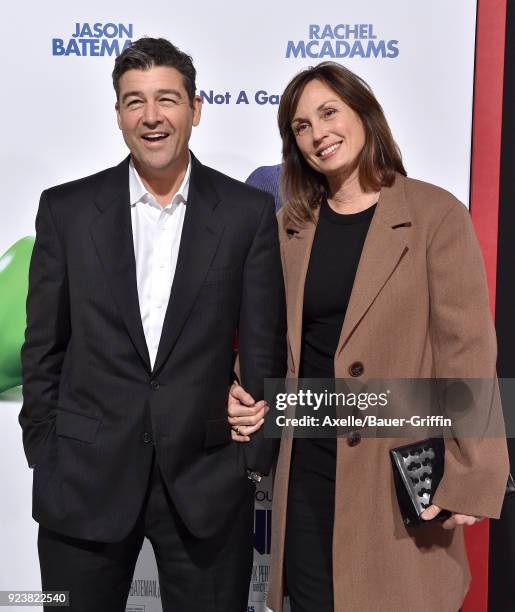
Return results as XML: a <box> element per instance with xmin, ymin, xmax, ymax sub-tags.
<box><xmin>238</xmin><ymin>194</ymin><xmax>287</xmax><ymax>474</ymax></box>
<box><xmin>19</xmin><ymin>191</ymin><xmax>71</xmax><ymax>467</ymax></box>
<box><xmin>427</xmin><ymin>202</ymin><xmax>509</xmax><ymax>518</ymax></box>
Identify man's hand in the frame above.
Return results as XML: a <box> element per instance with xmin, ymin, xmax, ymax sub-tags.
<box><xmin>228</xmin><ymin>383</ymin><xmax>268</xmax><ymax>442</ymax></box>
<box><xmin>420</xmin><ymin>504</ymin><xmax>484</xmax><ymax>529</ymax></box>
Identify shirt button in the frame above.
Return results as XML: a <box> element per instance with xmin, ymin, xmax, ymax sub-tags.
<box><xmin>150</xmin><ymin>380</ymin><xmax>160</xmax><ymax>390</ymax></box>
<box><xmin>349</xmin><ymin>361</ymin><xmax>364</xmax><ymax>377</ymax></box>
<box><xmin>347</xmin><ymin>431</ymin><xmax>361</xmax><ymax>447</ymax></box>
<box><xmin>143</xmin><ymin>432</ymin><xmax>153</xmax><ymax>444</ymax></box>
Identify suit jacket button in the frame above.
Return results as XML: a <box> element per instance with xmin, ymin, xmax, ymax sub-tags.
<box><xmin>143</xmin><ymin>432</ymin><xmax>153</xmax><ymax>444</ymax></box>
<box><xmin>349</xmin><ymin>362</ymin><xmax>364</xmax><ymax>377</ymax></box>
<box><xmin>150</xmin><ymin>380</ymin><xmax>160</xmax><ymax>390</ymax></box>
<box><xmin>347</xmin><ymin>431</ymin><xmax>361</xmax><ymax>447</ymax></box>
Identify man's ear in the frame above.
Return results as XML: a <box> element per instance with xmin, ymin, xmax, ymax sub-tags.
<box><xmin>192</xmin><ymin>95</ymin><xmax>202</xmax><ymax>127</ymax></box>
<box><xmin>115</xmin><ymin>101</ymin><xmax>122</xmax><ymax>129</ymax></box>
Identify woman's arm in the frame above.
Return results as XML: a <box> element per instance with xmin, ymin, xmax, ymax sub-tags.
<box><xmin>424</xmin><ymin>199</ymin><xmax>509</xmax><ymax>520</ymax></box>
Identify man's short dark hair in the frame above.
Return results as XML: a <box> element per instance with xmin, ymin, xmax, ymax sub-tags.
<box><xmin>112</xmin><ymin>37</ymin><xmax>196</xmax><ymax>104</ymax></box>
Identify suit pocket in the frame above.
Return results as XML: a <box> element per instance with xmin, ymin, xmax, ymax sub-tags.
<box><xmin>204</xmin><ymin>418</ymin><xmax>232</xmax><ymax>449</ymax></box>
<box><xmin>56</xmin><ymin>409</ymin><xmax>101</xmax><ymax>444</ymax></box>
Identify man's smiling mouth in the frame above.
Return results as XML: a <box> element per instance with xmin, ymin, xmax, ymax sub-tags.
<box><xmin>142</xmin><ymin>133</ymin><xmax>169</xmax><ymax>142</ymax></box>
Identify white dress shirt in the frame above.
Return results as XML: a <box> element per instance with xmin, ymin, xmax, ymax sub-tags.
<box><xmin>129</xmin><ymin>156</ymin><xmax>191</xmax><ymax>368</ymax></box>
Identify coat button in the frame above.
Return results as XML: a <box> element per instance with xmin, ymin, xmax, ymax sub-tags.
<box><xmin>347</xmin><ymin>431</ymin><xmax>361</xmax><ymax>447</ymax></box>
<box><xmin>150</xmin><ymin>380</ymin><xmax>160</xmax><ymax>390</ymax></box>
<box><xmin>349</xmin><ymin>361</ymin><xmax>364</xmax><ymax>377</ymax></box>
<box><xmin>143</xmin><ymin>432</ymin><xmax>153</xmax><ymax>444</ymax></box>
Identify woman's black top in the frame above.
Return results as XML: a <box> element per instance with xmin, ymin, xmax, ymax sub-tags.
<box><xmin>293</xmin><ymin>200</ymin><xmax>376</xmax><ymax>479</ymax></box>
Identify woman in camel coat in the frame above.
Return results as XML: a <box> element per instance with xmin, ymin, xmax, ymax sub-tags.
<box><xmin>229</xmin><ymin>62</ymin><xmax>509</xmax><ymax>612</ymax></box>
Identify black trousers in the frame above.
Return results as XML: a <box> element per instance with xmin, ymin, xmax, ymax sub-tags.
<box><xmin>284</xmin><ymin>440</ymin><xmax>336</xmax><ymax>612</ymax></box>
<box><xmin>38</xmin><ymin>455</ymin><xmax>254</xmax><ymax>612</ymax></box>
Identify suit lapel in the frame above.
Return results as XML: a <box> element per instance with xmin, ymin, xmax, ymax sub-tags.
<box><xmin>335</xmin><ymin>175</ymin><xmax>411</xmax><ymax>358</ymax></box>
<box><xmin>152</xmin><ymin>156</ymin><xmax>225</xmax><ymax>374</ymax></box>
<box><xmin>89</xmin><ymin>157</ymin><xmax>151</xmax><ymax>371</ymax></box>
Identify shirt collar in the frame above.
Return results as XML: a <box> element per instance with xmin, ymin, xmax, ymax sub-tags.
<box><xmin>129</xmin><ymin>152</ymin><xmax>192</xmax><ymax>209</ymax></box>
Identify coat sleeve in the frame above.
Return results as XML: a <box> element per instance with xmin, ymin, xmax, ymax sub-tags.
<box><xmin>19</xmin><ymin>191</ymin><xmax>71</xmax><ymax>467</ymax></box>
<box><xmin>238</xmin><ymin>194</ymin><xmax>287</xmax><ymax>475</ymax></box>
<box><xmin>427</xmin><ymin>201</ymin><xmax>509</xmax><ymax>518</ymax></box>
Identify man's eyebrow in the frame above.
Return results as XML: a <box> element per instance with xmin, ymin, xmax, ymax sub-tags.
<box><xmin>121</xmin><ymin>90</ymin><xmax>144</xmax><ymax>103</ymax></box>
<box><xmin>156</xmin><ymin>89</ymin><xmax>183</xmax><ymax>97</ymax></box>
<box><xmin>121</xmin><ymin>89</ymin><xmax>184</xmax><ymax>103</ymax></box>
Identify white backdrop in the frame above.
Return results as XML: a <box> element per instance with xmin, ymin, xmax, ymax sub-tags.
<box><xmin>1</xmin><ymin>1</ymin><xmax>477</xmax><ymax>610</ymax></box>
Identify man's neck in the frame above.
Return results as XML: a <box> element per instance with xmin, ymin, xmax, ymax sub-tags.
<box><xmin>133</xmin><ymin>156</ymin><xmax>189</xmax><ymax>207</ymax></box>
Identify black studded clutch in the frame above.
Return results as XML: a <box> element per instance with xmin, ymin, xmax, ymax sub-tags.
<box><xmin>390</xmin><ymin>438</ymin><xmax>451</xmax><ymax>527</ymax></box>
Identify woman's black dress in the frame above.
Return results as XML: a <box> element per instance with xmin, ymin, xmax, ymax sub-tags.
<box><xmin>284</xmin><ymin>201</ymin><xmax>376</xmax><ymax>612</ymax></box>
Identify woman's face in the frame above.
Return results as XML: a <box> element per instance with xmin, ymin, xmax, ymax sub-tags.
<box><xmin>291</xmin><ymin>79</ymin><xmax>366</xmax><ymax>179</ymax></box>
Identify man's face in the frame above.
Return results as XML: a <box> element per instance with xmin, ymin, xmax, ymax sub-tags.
<box><xmin>116</xmin><ymin>66</ymin><xmax>202</xmax><ymax>175</ymax></box>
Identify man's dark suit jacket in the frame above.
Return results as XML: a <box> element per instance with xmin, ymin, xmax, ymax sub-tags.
<box><xmin>20</xmin><ymin>154</ymin><xmax>286</xmax><ymax>543</ymax></box>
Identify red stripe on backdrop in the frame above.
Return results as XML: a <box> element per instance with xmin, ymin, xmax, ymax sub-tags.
<box><xmin>469</xmin><ymin>0</ymin><xmax>506</xmax><ymax>310</ymax></box>
<box><xmin>464</xmin><ymin>0</ymin><xmax>506</xmax><ymax>611</ymax></box>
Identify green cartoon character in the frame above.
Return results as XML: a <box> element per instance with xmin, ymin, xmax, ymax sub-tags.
<box><xmin>0</xmin><ymin>237</ymin><xmax>34</xmax><ymax>393</ymax></box>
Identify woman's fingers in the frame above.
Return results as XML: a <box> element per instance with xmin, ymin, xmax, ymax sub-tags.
<box><xmin>231</xmin><ymin>429</ymin><xmax>250</xmax><ymax>442</ymax></box>
<box><xmin>441</xmin><ymin>514</ymin><xmax>482</xmax><ymax>530</ymax></box>
<box><xmin>421</xmin><ymin>505</ymin><xmax>483</xmax><ymax>529</ymax></box>
<box><xmin>229</xmin><ymin>401</ymin><xmax>267</xmax><ymax>425</ymax></box>
<box><xmin>420</xmin><ymin>504</ymin><xmax>442</xmax><ymax>521</ymax></box>
<box><xmin>230</xmin><ymin>383</ymin><xmax>256</xmax><ymax>406</ymax></box>
<box><xmin>230</xmin><ymin>419</ymin><xmax>265</xmax><ymax>443</ymax></box>
<box><xmin>228</xmin><ymin>384</ymin><xmax>268</xmax><ymax>440</ymax></box>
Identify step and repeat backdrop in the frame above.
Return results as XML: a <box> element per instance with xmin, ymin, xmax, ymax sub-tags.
<box><xmin>1</xmin><ymin>1</ymin><xmax>477</xmax><ymax>611</ymax></box>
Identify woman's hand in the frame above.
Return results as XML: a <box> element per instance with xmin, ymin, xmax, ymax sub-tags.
<box><xmin>228</xmin><ymin>383</ymin><xmax>268</xmax><ymax>442</ymax></box>
<box><xmin>420</xmin><ymin>504</ymin><xmax>484</xmax><ymax>529</ymax></box>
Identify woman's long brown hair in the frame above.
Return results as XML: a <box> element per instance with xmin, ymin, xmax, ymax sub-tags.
<box><xmin>278</xmin><ymin>62</ymin><xmax>406</xmax><ymax>227</ymax></box>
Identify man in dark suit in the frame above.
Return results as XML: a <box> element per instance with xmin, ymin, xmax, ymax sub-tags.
<box><xmin>20</xmin><ymin>37</ymin><xmax>286</xmax><ymax>612</ymax></box>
